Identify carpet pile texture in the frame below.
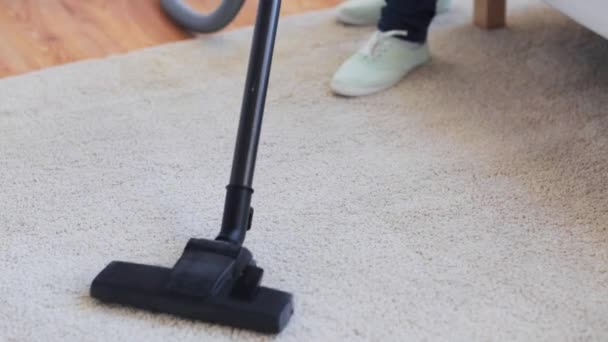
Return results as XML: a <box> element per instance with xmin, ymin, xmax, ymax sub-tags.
<box><xmin>1</xmin><ymin>0</ymin><xmax>607</xmax><ymax>340</ymax></box>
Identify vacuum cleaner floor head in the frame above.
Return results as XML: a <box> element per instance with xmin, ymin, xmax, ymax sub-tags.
<box><xmin>91</xmin><ymin>239</ymin><xmax>293</xmax><ymax>334</ymax></box>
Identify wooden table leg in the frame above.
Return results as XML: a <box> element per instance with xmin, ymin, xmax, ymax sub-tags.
<box><xmin>474</xmin><ymin>0</ymin><xmax>506</xmax><ymax>29</ymax></box>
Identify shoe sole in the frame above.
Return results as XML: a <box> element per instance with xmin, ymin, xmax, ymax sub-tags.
<box><xmin>331</xmin><ymin>80</ymin><xmax>397</xmax><ymax>97</ymax></box>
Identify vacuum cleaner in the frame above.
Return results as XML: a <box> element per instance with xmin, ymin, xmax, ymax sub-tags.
<box><xmin>90</xmin><ymin>0</ymin><xmax>293</xmax><ymax>334</ymax></box>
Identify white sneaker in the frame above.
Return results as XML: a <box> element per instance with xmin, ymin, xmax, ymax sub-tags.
<box><xmin>437</xmin><ymin>0</ymin><xmax>453</xmax><ymax>14</ymax></box>
<box><xmin>337</xmin><ymin>0</ymin><xmax>452</xmax><ymax>26</ymax></box>
<box><xmin>331</xmin><ymin>30</ymin><xmax>430</xmax><ymax>97</ymax></box>
<box><xmin>336</xmin><ymin>0</ymin><xmax>385</xmax><ymax>26</ymax></box>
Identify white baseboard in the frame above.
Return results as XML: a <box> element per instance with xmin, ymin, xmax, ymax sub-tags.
<box><xmin>544</xmin><ymin>0</ymin><xmax>608</xmax><ymax>39</ymax></box>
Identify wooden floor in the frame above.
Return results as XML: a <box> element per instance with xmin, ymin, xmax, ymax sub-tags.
<box><xmin>0</xmin><ymin>0</ymin><xmax>341</xmax><ymax>78</ymax></box>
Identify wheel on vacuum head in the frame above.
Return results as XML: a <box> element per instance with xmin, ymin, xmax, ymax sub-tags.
<box><xmin>160</xmin><ymin>0</ymin><xmax>246</xmax><ymax>33</ymax></box>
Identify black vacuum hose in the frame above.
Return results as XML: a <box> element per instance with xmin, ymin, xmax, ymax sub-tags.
<box><xmin>160</xmin><ymin>0</ymin><xmax>246</xmax><ymax>33</ymax></box>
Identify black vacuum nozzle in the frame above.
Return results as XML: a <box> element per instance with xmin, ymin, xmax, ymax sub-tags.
<box><xmin>91</xmin><ymin>239</ymin><xmax>293</xmax><ymax>334</ymax></box>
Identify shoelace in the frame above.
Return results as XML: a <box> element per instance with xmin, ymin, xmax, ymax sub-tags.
<box><xmin>361</xmin><ymin>30</ymin><xmax>409</xmax><ymax>58</ymax></box>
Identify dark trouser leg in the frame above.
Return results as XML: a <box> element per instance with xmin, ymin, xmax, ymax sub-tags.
<box><xmin>378</xmin><ymin>0</ymin><xmax>438</xmax><ymax>43</ymax></box>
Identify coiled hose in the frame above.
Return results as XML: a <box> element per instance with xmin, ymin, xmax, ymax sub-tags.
<box><xmin>160</xmin><ymin>0</ymin><xmax>246</xmax><ymax>33</ymax></box>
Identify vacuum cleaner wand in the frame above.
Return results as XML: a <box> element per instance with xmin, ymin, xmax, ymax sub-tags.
<box><xmin>218</xmin><ymin>0</ymin><xmax>279</xmax><ymax>245</ymax></box>
<box><xmin>90</xmin><ymin>0</ymin><xmax>293</xmax><ymax>334</ymax></box>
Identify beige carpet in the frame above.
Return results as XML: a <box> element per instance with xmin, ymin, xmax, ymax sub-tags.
<box><xmin>1</xmin><ymin>0</ymin><xmax>607</xmax><ymax>340</ymax></box>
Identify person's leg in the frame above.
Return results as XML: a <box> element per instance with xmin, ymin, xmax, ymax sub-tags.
<box><xmin>336</xmin><ymin>0</ymin><xmax>451</xmax><ymax>27</ymax></box>
<box><xmin>331</xmin><ymin>0</ymin><xmax>439</xmax><ymax>97</ymax></box>
<box><xmin>379</xmin><ymin>0</ymin><xmax>437</xmax><ymax>43</ymax></box>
